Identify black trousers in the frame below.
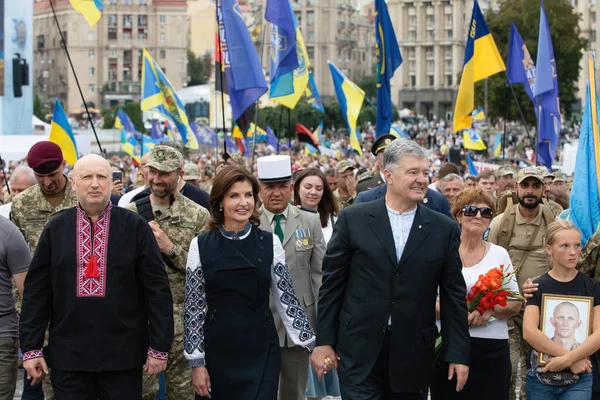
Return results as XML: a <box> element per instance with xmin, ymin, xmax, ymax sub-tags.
<box><xmin>51</xmin><ymin>367</ymin><xmax>142</xmax><ymax>400</ymax></box>
<box><xmin>339</xmin><ymin>331</ymin><xmax>423</xmax><ymax>400</ymax></box>
<box><xmin>430</xmin><ymin>337</ymin><xmax>510</xmax><ymax>400</ymax></box>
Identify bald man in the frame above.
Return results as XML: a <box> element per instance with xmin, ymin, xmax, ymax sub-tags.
<box><xmin>19</xmin><ymin>155</ymin><xmax>174</xmax><ymax>399</ymax></box>
<box><xmin>550</xmin><ymin>302</ymin><xmax>582</xmax><ymax>351</ymax></box>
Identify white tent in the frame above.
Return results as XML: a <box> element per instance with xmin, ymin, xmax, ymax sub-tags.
<box><xmin>32</xmin><ymin>115</ymin><xmax>51</xmax><ymax>135</ymax></box>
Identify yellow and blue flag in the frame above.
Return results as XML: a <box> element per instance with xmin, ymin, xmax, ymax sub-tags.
<box><xmin>141</xmin><ymin>49</ymin><xmax>198</xmax><ymax>150</ymax></box>
<box><xmin>267</xmin><ymin>0</ymin><xmax>310</xmax><ymax>109</ymax></box>
<box><xmin>472</xmin><ymin>107</ymin><xmax>485</xmax><ymax>122</ymax></box>
<box><xmin>462</xmin><ymin>129</ymin><xmax>486</xmax><ymax>151</ymax></box>
<box><xmin>217</xmin><ymin>0</ymin><xmax>267</xmax><ymax>120</ymax></box>
<box><xmin>49</xmin><ymin>98</ymin><xmax>79</xmax><ymax>166</ymax></box>
<box><xmin>305</xmin><ymin>73</ymin><xmax>324</xmax><ymax>112</ymax></box>
<box><xmin>265</xmin><ymin>0</ymin><xmax>298</xmax><ymax>88</ymax></box>
<box><xmin>150</xmin><ymin>120</ymin><xmax>165</xmax><ymax>140</ymax></box>
<box><xmin>69</xmin><ymin>0</ymin><xmax>103</xmax><ymax>27</ymax></box>
<box><xmin>328</xmin><ymin>61</ymin><xmax>364</xmax><ymax>155</ymax></box>
<box><xmin>569</xmin><ymin>52</ymin><xmax>600</xmax><ymax>245</ymax></box>
<box><xmin>493</xmin><ymin>133</ymin><xmax>502</xmax><ymax>157</ymax></box>
<box><xmin>453</xmin><ymin>0</ymin><xmax>505</xmax><ymax>133</ymax></box>
<box><xmin>534</xmin><ymin>0</ymin><xmax>560</xmax><ymax>170</ymax></box>
<box><xmin>374</xmin><ymin>0</ymin><xmax>402</xmax><ymax>137</ymax></box>
<box><xmin>391</xmin><ymin>124</ymin><xmax>410</xmax><ymax>139</ymax></box>
<box><xmin>246</xmin><ymin>123</ymin><xmax>268</xmax><ymax>142</ymax></box>
<box><xmin>114</xmin><ymin>109</ymin><xmax>139</xmax><ymax>138</ymax></box>
<box><xmin>466</xmin><ymin>153</ymin><xmax>479</xmax><ymax>176</ymax></box>
<box><xmin>313</xmin><ymin>121</ymin><xmax>324</xmax><ymax>144</ymax></box>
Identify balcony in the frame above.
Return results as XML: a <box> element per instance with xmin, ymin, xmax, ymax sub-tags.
<box><xmin>101</xmin><ymin>81</ymin><xmax>142</xmax><ymax>104</ymax></box>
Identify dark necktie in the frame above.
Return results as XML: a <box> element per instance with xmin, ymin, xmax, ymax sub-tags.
<box><xmin>273</xmin><ymin>214</ymin><xmax>284</xmax><ymax>243</ymax></box>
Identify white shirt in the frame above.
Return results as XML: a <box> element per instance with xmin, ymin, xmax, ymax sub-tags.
<box><xmin>262</xmin><ymin>206</ymin><xmax>289</xmax><ymax>235</ymax></box>
<box><xmin>0</xmin><ymin>203</ymin><xmax>11</xmax><ymax>219</ymax></box>
<box><xmin>118</xmin><ymin>186</ymin><xmax>146</xmax><ymax>207</ymax></box>
<box><xmin>428</xmin><ymin>182</ymin><xmax>439</xmax><ymax>192</ymax></box>
<box><xmin>436</xmin><ymin>244</ymin><xmax>518</xmax><ymax>340</ymax></box>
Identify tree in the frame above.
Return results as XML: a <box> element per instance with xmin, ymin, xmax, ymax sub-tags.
<box><xmin>121</xmin><ymin>102</ymin><xmax>145</xmax><ymax>132</ymax></box>
<box><xmin>101</xmin><ymin>109</ymin><xmax>115</xmax><ymax>129</ymax></box>
<box><xmin>475</xmin><ymin>0</ymin><xmax>587</xmax><ymax>125</ymax></box>
<box><xmin>357</xmin><ymin>75</ymin><xmax>377</xmax><ymax>105</ymax></box>
<box><xmin>33</xmin><ymin>94</ymin><xmax>47</xmax><ymax>122</ymax></box>
<box><xmin>188</xmin><ymin>50</ymin><xmax>213</xmax><ymax>86</ymax></box>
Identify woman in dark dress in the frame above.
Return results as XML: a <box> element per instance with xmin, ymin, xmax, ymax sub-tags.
<box><xmin>184</xmin><ymin>167</ymin><xmax>315</xmax><ymax>399</ymax></box>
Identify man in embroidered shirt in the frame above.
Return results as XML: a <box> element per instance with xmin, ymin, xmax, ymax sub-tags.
<box><xmin>19</xmin><ymin>154</ymin><xmax>174</xmax><ymax>399</ymax></box>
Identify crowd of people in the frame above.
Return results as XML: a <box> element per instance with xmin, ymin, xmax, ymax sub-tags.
<box><xmin>0</xmin><ymin>127</ymin><xmax>599</xmax><ymax>400</ymax></box>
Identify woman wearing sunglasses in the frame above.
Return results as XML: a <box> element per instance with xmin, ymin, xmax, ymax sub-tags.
<box><xmin>431</xmin><ymin>188</ymin><xmax>522</xmax><ymax>400</ymax></box>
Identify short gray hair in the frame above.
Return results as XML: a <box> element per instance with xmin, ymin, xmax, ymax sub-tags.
<box><xmin>440</xmin><ymin>173</ymin><xmax>464</xmax><ymax>184</ymax></box>
<box><xmin>382</xmin><ymin>139</ymin><xmax>427</xmax><ymax>171</ymax></box>
<box><xmin>11</xmin><ymin>166</ymin><xmax>35</xmax><ymax>185</ymax></box>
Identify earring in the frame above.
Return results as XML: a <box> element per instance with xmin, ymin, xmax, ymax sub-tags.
<box><xmin>219</xmin><ymin>207</ymin><xmax>223</xmax><ymax>211</ymax></box>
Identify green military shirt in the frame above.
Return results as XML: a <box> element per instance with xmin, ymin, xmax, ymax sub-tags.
<box><xmin>333</xmin><ymin>189</ymin><xmax>355</xmax><ymax>209</ymax></box>
<box><xmin>488</xmin><ymin>206</ymin><xmax>553</xmax><ymax>291</ymax></box>
<box><xmin>10</xmin><ymin>176</ymin><xmax>78</xmax><ymax>255</ymax></box>
<box><xmin>125</xmin><ymin>193</ymin><xmax>209</xmax><ymax>305</ymax></box>
<box><xmin>356</xmin><ymin>171</ymin><xmax>384</xmax><ymax>194</ymax></box>
<box><xmin>578</xmin><ymin>230</ymin><xmax>600</xmax><ymax>279</ymax></box>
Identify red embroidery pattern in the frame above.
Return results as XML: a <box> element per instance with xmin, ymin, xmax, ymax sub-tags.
<box><xmin>148</xmin><ymin>348</ymin><xmax>169</xmax><ymax>360</ymax></box>
<box><xmin>23</xmin><ymin>350</ymin><xmax>44</xmax><ymax>361</ymax></box>
<box><xmin>76</xmin><ymin>204</ymin><xmax>112</xmax><ymax>297</ymax></box>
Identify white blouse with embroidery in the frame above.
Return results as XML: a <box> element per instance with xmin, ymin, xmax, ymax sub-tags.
<box><xmin>183</xmin><ymin>228</ymin><xmax>316</xmax><ymax>367</ymax></box>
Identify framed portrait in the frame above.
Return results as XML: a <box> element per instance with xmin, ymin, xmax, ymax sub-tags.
<box><xmin>538</xmin><ymin>294</ymin><xmax>594</xmax><ymax>366</ymax></box>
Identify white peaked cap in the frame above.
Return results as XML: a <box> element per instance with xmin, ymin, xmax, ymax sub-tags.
<box><xmin>257</xmin><ymin>155</ymin><xmax>292</xmax><ymax>183</ymax></box>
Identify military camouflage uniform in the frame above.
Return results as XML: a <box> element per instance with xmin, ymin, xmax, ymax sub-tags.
<box><xmin>9</xmin><ymin>177</ymin><xmax>77</xmax><ymax>400</ymax></box>
<box><xmin>545</xmin><ymin>198</ymin><xmax>564</xmax><ymax>216</ymax></box>
<box><xmin>578</xmin><ymin>229</ymin><xmax>600</xmax><ymax>279</ymax></box>
<box><xmin>356</xmin><ymin>170</ymin><xmax>384</xmax><ymax>194</ymax></box>
<box><xmin>126</xmin><ymin>153</ymin><xmax>210</xmax><ymax>400</ymax></box>
<box><xmin>333</xmin><ymin>189</ymin><xmax>355</xmax><ymax>209</ymax></box>
<box><xmin>10</xmin><ymin>177</ymin><xmax>78</xmax><ymax>255</ymax></box>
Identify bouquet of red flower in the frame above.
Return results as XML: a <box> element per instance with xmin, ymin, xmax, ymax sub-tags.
<box><xmin>435</xmin><ymin>265</ymin><xmax>524</xmax><ymax>356</ymax></box>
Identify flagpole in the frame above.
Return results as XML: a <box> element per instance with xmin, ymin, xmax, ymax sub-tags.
<box><xmin>251</xmin><ymin>8</ymin><xmax>266</xmax><ymax>174</ymax></box>
<box><xmin>215</xmin><ymin>1</ymin><xmax>227</xmax><ymax>155</ymax></box>
<box><xmin>504</xmin><ymin>71</ymin><xmax>534</xmax><ymax>150</ymax></box>
<box><xmin>277</xmin><ymin>106</ymin><xmax>283</xmax><ymax>155</ymax></box>
<box><xmin>49</xmin><ymin>0</ymin><xmax>103</xmax><ymax>155</ymax></box>
<box><xmin>288</xmin><ymin>108</ymin><xmax>292</xmax><ymax>153</ymax></box>
<box><xmin>503</xmin><ymin>81</ymin><xmax>508</xmax><ymax>161</ymax></box>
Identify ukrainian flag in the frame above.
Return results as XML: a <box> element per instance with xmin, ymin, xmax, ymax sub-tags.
<box><xmin>114</xmin><ymin>109</ymin><xmax>138</xmax><ymax>137</ymax></box>
<box><xmin>49</xmin><ymin>98</ymin><xmax>79</xmax><ymax>166</ymax></box>
<box><xmin>453</xmin><ymin>1</ymin><xmax>505</xmax><ymax>132</ymax></box>
<box><xmin>328</xmin><ymin>61</ymin><xmax>364</xmax><ymax>155</ymax></box>
<box><xmin>246</xmin><ymin>123</ymin><xmax>268</xmax><ymax>142</ymax></box>
<box><xmin>569</xmin><ymin>52</ymin><xmax>600</xmax><ymax>244</ymax></box>
<box><xmin>69</xmin><ymin>0</ymin><xmax>103</xmax><ymax>28</ymax></box>
<box><xmin>462</xmin><ymin>129</ymin><xmax>487</xmax><ymax>151</ymax></box>
<box><xmin>141</xmin><ymin>49</ymin><xmax>198</xmax><ymax>150</ymax></box>
<box><xmin>493</xmin><ymin>133</ymin><xmax>502</xmax><ymax>157</ymax></box>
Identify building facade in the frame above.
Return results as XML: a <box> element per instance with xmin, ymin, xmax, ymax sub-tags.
<box><xmin>33</xmin><ymin>0</ymin><xmax>190</xmax><ymax>113</ymax></box>
<box><xmin>572</xmin><ymin>0</ymin><xmax>598</xmax><ymax>111</ymax></box>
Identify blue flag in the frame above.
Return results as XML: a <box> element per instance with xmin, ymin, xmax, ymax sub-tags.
<box><xmin>217</xmin><ymin>0</ymin><xmax>268</xmax><ymax>121</ymax></box>
<box><xmin>265</xmin><ymin>0</ymin><xmax>298</xmax><ymax>92</ymax></box>
<box><xmin>266</xmin><ymin>126</ymin><xmax>279</xmax><ymax>151</ymax></box>
<box><xmin>190</xmin><ymin>122</ymin><xmax>218</xmax><ymax>147</ymax></box>
<box><xmin>569</xmin><ymin>82</ymin><xmax>600</xmax><ymax>244</ymax></box>
<box><xmin>534</xmin><ymin>1</ymin><xmax>561</xmax><ymax>169</ymax></box>
<box><xmin>224</xmin><ymin>133</ymin><xmax>240</xmax><ymax>154</ymax></box>
<box><xmin>306</xmin><ymin>72</ymin><xmax>324</xmax><ymax>112</ymax></box>
<box><xmin>507</xmin><ymin>23</ymin><xmax>536</xmax><ymax>104</ymax></box>
<box><xmin>467</xmin><ymin>153</ymin><xmax>478</xmax><ymax>176</ymax></box>
<box><xmin>375</xmin><ymin>0</ymin><xmax>402</xmax><ymax>137</ymax></box>
<box><xmin>150</xmin><ymin>120</ymin><xmax>164</xmax><ymax>140</ymax></box>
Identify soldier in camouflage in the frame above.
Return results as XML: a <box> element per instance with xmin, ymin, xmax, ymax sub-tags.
<box><xmin>125</xmin><ymin>145</ymin><xmax>210</xmax><ymax>400</ymax></box>
<box><xmin>9</xmin><ymin>141</ymin><xmax>79</xmax><ymax>400</ymax></box>
<box><xmin>536</xmin><ymin>166</ymin><xmax>564</xmax><ymax>216</ymax></box>
<box><xmin>356</xmin><ymin>134</ymin><xmax>396</xmax><ymax>194</ymax></box>
<box><xmin>332</xmin><ymin>160</ymin><xmax>356</xmax><ymax>209</ymax></box>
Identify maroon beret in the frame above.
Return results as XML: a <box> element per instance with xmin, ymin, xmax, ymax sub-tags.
<box><xmin>27</xmin><ymin>141</ymin><xmax>64</xmax><ymax>175</ymax></box>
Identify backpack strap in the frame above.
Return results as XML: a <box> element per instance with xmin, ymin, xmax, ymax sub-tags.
<box><xmin>134</xmin><ymin>196</ymin><xmax>185</xmax><ymax>275</ymax></box>
<box><xmin>497</xmin><ymin>196</ymin><xmax>517</xmax><ymax>249</ymax></box>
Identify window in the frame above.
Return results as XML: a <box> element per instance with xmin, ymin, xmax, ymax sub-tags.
<box><xmin>447</xmin><ymin>75</ymin><xmax>453</xmax><ymax>87</ymax></box>
<box><xmin>89</xmin><ymin>49</ymin><xmax>95</xmax><ymax>58</ymax></box>
<box><xmin>138</xmin><ymin>0</ymin><xmax>147</xmax><ymax>4</ymax></box>
<box><xmin>123</xmin><ymin>68</ymin><xmax>131</xmax><ymax>81</ymax></box>
<box><xmin>409</xmin><ymin>60</ymin><xmax>416</xmax><ymax>73</ymax></box>
<box><xmin>36</xmin><ymin>35</ymin><xmax>45</xmax><ymax>50</ymax></box>
<box><xmin>109</xmin><ymin>63</ymin><xmax>117</xmax><ymax>80</ymax></box>
<box><xmin>108</xmin><ymin>48</ymin><xmax>117</xmax><ymax>58</ymax></box>
<box><xmin>426</xmin><ymin>15</ymin><xmax>434</xmax><ymax>28</ymax></box>
<box><xmin>409</xmin><ymin>15</ymin><xmax>416</xmax><ymax>28</ymax></box>
<box><xmin>123</xmin><ymin>15</ymin><xmax>132</xmax><ymax>28</ymax></box>
<box><xmin>108</xmin><ymin>0</ymin><xmax>116</xmax><ymax>4</ymax></box>
<box><xmin>593</xmin><ymin>12</ymin><xmax>597</xmax><ymax>24</ymax></box>
<box><xmin>425</xmin><ymin>46</ymin><xmax>433</xmax><ymax>59</ymax></box>
<box><xmin>593</xmin><ymin>30</ymin><xmax>597</xmax><ymax>42</ymax></box>
<box><xmin>445</xmin><ymin>59</ymin><xmax>452</xmax><ymax>72</ymax></box>
<box><xmin>123</xmin><ymin>0</ymin><xmax>132</xmax><ymax>4</ymax></box>
<box><xmin>446</xmin><ymin>29</ymin><xmax>453</xmax><ymax>40</ymax></box>
<box><xmin>89</xmin><ymin>67</ymin><xmax>95</xmax><ymax>77</ymax></box>
<box><xmin>445</xmin><ymin>14</ymin><xmax>453</xmax><ymax>28</ymax></box>
<box><xmin>428</xmin><ymin>30</ymin><xmax>435</xmax><ymax>40</ymax></box>
<box><xmin>428</xmin><ymin>75</ymin><xmax>434</xmax><ymax>87</ymax></box>
<box><xmin>108</xmin><ymin>14</ymin><xmax>117</xmax><ymax>27</ymax></box>
<box><xmin>160</xmin><ymin>15</ymin><xmax>166</xmax><ymax>24</ymax></box>
<box><xmin>160</xmin><ymin>33</ymin><xmax>166</xmax><ymax>42</ymax></box>
<box><xmin>88</xmin><ymin>30</ymin><xmax>95</xmax><ymax>41</ymax></box>
<box><xmin>408</xmin><ymin>47</ymin><xmax>416</xmax><ymax>60</ymax></box>
<box><xmin>123</xmin><ymin>50</ymin><xmax>132</xmax><ymax>62</ymax></box>
<box><xmin>410</xmin><ymin>75</ymin><xmax>416</xmax><ymax>87</ymax></box>
<box><xmin>307</xmin><ymin>31</ymin><xmax>315</xmax><ymax>41</ymax></box>
<box><xmin>307</xmin><ymin>46</ymin><xmax>315</xmax><ymax>60</ymax></box>
<box><xmin>409</xmin><ymin>30</ymin><xmax>416</xmax><ymax>40</ymax></box>
<box><xmin>160</xmin><ymin>49</ymin><xmax>166</xmax><ymax>59</ymax></box>
<box><xmin>123</xmin><ymin>31</ymin><xmax>131</xmax><ymax>40</ymax></box>
<box><xmin>307</xmin><ymin>11</ymin><xmax>315</xmax><ymax>26</ymax></box>
<box><xmin>426</xmin><ymin>60</ymin><xmax>434</xmax><ymax>73</ymax></box>
<box><xmin>88</xmin><ymin>84</ymin><xmax>95</xmax><ymax>94</ymax></box>
<box><xmin>307</xmin><ymin>0</ymin><xmax>315</xmax><ymax>5</ymax></box>
<box><xmin>445</xmin><ymin>47</ymin><xmax>452</xmax><ymax>59</ymax></box>
<box><xmin>138</xmin><ymin>15</ymin><xmax>147</xmax><ymax>26</ymax></box>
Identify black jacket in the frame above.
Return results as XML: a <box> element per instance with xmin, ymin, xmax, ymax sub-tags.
<box><xmin>316</xmin><ymin>198</ymin><xmax>469</xmax><ymax>392</ymax></box>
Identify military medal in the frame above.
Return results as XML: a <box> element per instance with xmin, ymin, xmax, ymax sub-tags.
<box><xmin>296</xmin><ymin>239</ymin><xmax>303</xmax><ymax>247</ymax></box>
<box><xmin>302</xmin><ymin>239</ymin><xmax>309</xmax><ymax>246</ymax></box>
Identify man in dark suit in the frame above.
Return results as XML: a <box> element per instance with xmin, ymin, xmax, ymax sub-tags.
<box><xmin>310</xmin><ymin>139</ymin><xmax>470</xmax><ymax>399</ymax></box>
<box><xmin>355</xmin><ymin>182</ymin><xmax>452</xmax><ymax>218</ymax></box>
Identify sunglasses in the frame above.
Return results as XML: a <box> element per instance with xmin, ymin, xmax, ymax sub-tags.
<box><xmin>462</xmin><ymin>205</ymin><xmax>493</xmax><ymax>219</ymax></box>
